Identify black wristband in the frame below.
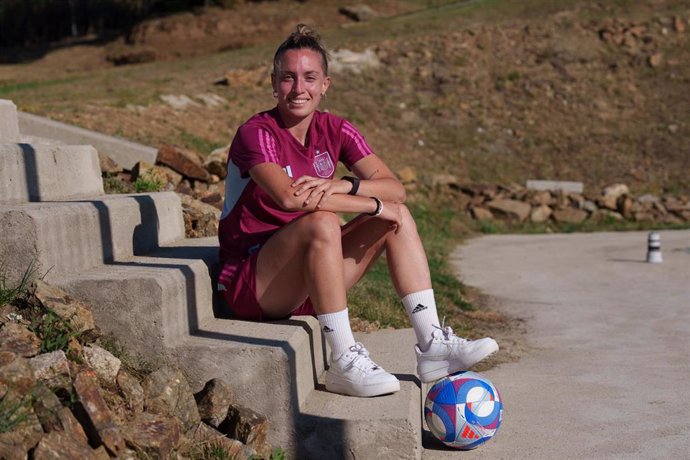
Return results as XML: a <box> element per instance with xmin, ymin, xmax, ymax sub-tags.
<box><xmin>341</xmin><ymin>176</ymin><xmax>360</xmax><ymax>195</ymax></box>
<box><xmin>367</xmin><ymin>197</ymin><xmax>383</xmax><ymax>216</ymax></box>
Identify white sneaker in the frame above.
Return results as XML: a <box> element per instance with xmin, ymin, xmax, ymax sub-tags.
<box><xmin>325</xmin><ymin>343</ymin><xmax>400</xmax><ymax>397</ymax></box>
<box><xmin>416</xmin><ymin>325</ymin><xmax>499</xmax><ymax>383</ymax></box>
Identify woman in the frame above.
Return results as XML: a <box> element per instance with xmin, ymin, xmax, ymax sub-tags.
<box><xmin>218</xmin><ymin>24</ymin><xmax>498</xmax><ymax>398</ymax></box>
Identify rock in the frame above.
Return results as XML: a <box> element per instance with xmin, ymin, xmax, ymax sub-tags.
<box><xmin>178</xmin><ymin>193</ymin><xmax>220</xmax><ymax>238</ymax></box>
<box><xmin>530</xmin><ymin>205</ymin><xmax>552</xmax><ymax>223</ymax></box>
<box><xmin>132</xmin><ymin>161</ymin><xmax>182</xmax><ymax>187</ymax></box>
<box><xmin>117</xmin><ymin>370</ymin><xmax>145</xmax><ymax>413</ymax></box>
<box><xmin>159</xmin><ymin>94</ymin><xmax>200</xmax><ymax>110</ymax></box>
<box><xmin>339</xmin><ymin>5</ymin><xmax>379</xmax><ymax>22</ymax></box>
<box><xmin>0</xmin><ymin>322</ymin><xmax>41</xmax><ymax>357</ymax></box>
<box><xmin>591</xmin><ymin>209</ymin><xmax>624</xmax><ymax>223</ymax></box>
<box><xmin>329</xmin><ymin>48</ymin><xmax>381</xmax><ymax>74</ymax></box>
<box><xmin>487</xmin><ymin>199</ymin><xmax>531</xmax><ymax>222</ymax></box>
<box><xmin>530</xmin><ymin>190</ymin><xmax>553</xmax><ymax>206</ymax></box>
<box><xmin>29</xmin><ymin>350</ymin><xmax>71</xmax><ymax>390</ymax></box>
<box><xmin>471</xmin><ymin>207</ymin><xmax>494</xmax><ymax>221</ymax></box>
<box><xmin>122</xmin><ymin>412</ymin><xmax>182</xmax><ymax>458</ymax></box>
<box><xmin>618</xmin><ymin>195</ymin><xmax>634</xmax><ymax>218</ymax></box>
<box><xmin>395</xmin><ymin>166</ymin><xmax>417</xmax><ymax>184</ymax></box>
<box><xmin>33</xmin><ymin>431</ymin><xmax>110</xmax><ymax>460</ymax></box>
<box><xmin>220</xmin><ymin>405</ymin><xmax>271</xmax><ymax>459</ymax></box>
<box><xmin>98</xmin><ymin>153</ymin><xmax>122</xmax><ymax>175</ymax></box>
<box><xmin>188</xmin><ymin>423</ymin><xmax>256</xmax><ymax>460</ymax></box>
<box><xmin>82</xmin><ymin>345</ymin><xmax>121</xmax><ymax>385</ymax></box>
<box><xmin>194</xmin><ymin>378</ymin><xmax>233</xmax><ymax>429</ymax></box>
<box><xmin>648</xmin><ymin>53</ymin><xmax>663</xmax><ymax>67</ymax></box>
<box><xmin>73</xmin><ymin>370</ymin><xmax>126</xmax><ymax>456</ymax></box>
<box><xmin>203</xmin><ymin>145</ymin><xmax>230</xmax><ymax>179</ymax></box>
<box><xmin>673</xmin><ymin>16</ymin><xmax>686</xmax><ymax>33</ymax></box>
<box><xmin>32</xmin><ymin>382</ymin><xmax>65</xmax><ymax>433</ymax></box>
<box><xmin>598</xmin><ymin>194</ymin><xmax>619</xmax><ymax>210</ymax></box>
<box><xmin>460</xmin><ymin>183</ymin><xmax>498</xmax><ymax>199</ymax></box>
<box><xmin>195</xmin><ymin>93</ymin><xmax>228</xmax><ymax>108</ymax></box>
<box><xmin>583</xmin><ymin>200</ymin><xmax>598</xmax><ymax>213</ymax></box>
<box><xmin>33</xmin><ymin>280</ymin><xmax>97</xmax><ymax>337</ymax></box>
<box><xmin>602</xmin><ymin>183</ymin><xmax>629</xmax><ymax>200</ymax></box>
<box><xmin>0</xmin><ymin>351</ymin><xmax>36</xmax><ymax>393</ymax></box>
<box><xmin>0</xmin><ymin>391</ymin><xmax>43</xmax><ymax>460</ymax></box>
<box><xmin>552</xmin><ymin>208</ymin><xmax>588</xmax><ymax>224</ymax></box>
<box><xmin>157</xmin><ymin>144</ymin><xmax>210</xmax><ymax>181</ymax></box>
<box><xmin>198</xmin><ymin>191</ymin><xmax>224</xmax><ymax>210</ymax></box>
<box><xmin>142</xmin><ymin>366</ymin><xmax>201</xmax><ymax>432</ymax></box>
<box><xmin>430</xmin><ymin>173</ymin><xmax>459</xmax><ymax>188</ymax></box>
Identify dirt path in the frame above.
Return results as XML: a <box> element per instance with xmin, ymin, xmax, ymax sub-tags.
<box><xmin>424</xmin><ymin>230</ymin><xmax>690</xmax><ymax>458</ymax></box>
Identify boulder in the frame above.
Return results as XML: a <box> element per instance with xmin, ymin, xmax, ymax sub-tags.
<box><xmin>143</xmin><ymin>366</ymin><xmax>201</xmax><ymax>432</ymax></box>
<box><xmin>530</xmin><ymin>205</ymin><xmax>552</xmax><ymax>223</ymax></box>
<box><xmin>471</xmin><ymin>207</ymin><xmax>494</xmax><ymax>221</ymax></box>
<box><xmin>157</xmin><ymin>144</ymin><xmax>210</xmax><ymax>181</ymax></box>
<box><xmin>552</xmin><ymin>208</ymin><xmax>588</xmax><ymax>224</ymax></box>
<box><xmin>487</xmin><ymin>199</ymin><xmax>531</xmax><ymax>222</ymax></box>
<box><xmin>203</xmin><ymin>145</ymin><xmax>230</xmax><ymax>179</ymax></box>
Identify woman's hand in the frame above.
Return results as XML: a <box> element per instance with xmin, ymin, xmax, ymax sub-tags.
<box><xmin>377</xmin><ymin>200</ymin><xmax>403</xmax><ymax>233</ymax></box>
<box><xmin>291</xmin><ymin>176</ymin><xmax>351</xmax><ymax>208</ymax></box>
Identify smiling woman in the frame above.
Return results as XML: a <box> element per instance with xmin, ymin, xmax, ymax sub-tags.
<box><xmin>216</xmin><ymin>24</ymin><xmax>498</xmax><ymax>398</ymax></box>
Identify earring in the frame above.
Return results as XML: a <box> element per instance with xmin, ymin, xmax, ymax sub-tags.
<box><xmin>272</xmin><ymin>91</ymin><xmax>278</xmax><ymax>98</ymax></box>
<box><xmin>321</xmin><ymin>92</ymin><xmax>327</xmax><ymax>99</ymax></box>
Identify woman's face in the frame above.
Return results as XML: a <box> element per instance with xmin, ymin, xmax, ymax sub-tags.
<box><xmin>272</xmin><ymin>48</ymin><xmax>330</xmax><ymax>125</ymax></box>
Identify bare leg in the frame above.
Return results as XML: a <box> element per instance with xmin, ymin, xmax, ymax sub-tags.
<box><xmin>255</xmin><ymin>204</ymin><xmax>433</xmax><ymax>318</ymax></box>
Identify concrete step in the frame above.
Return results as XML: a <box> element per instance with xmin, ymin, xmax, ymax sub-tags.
<box><xmin>297</xmin><ymin>328</ymin><xmax>423</xmax><ymax>460</ymax></box>
<box><xmin>0</xmin><ymin>100</ymin><xmax>20</xmax><ymax>143</ymax></box>
<box><xmin>18</xmin><ymin>111</ymin><xmax>158</xmax><ymax>171</ymax></box>
<box><xmin>0</xmin><ymin>192</ymin><xmax>185</xmax><ymax>285</ymax></box>
<box><xmin>1</xmin><ymin>142</ymin><xmax>104</xmax><ymax>203</ymax></box>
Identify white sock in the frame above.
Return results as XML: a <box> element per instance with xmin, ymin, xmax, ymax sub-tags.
<box><xmin>402</xmin><ymin>289</ymin><xmax>440</xmax><ymax>351</ymax></box>
<box><xmin>318</xmin><ymin>308</ymin><xmax>356</xmax><ymax>358</ymax></box>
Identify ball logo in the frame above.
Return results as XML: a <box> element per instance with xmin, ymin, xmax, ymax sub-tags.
<box><xmin>313</xmin><ymin>150</ymin><xmax>335</xmax><ymax>178</ymax></box>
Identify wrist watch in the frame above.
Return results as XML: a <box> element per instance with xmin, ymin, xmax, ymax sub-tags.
<box><xmin>341</xmin><ymin>176</ymin><xmax>360</xmax><ymax>195</ymax></box>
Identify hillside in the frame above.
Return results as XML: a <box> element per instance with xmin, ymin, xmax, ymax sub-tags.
<box><xmin>1</xmin><ymin>0</ymin><xmax>688</xmax><ymax>196</ymax></box>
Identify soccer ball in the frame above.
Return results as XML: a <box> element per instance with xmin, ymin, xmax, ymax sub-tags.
<box><xmin>424</xmin><ymin>371</ymin><xmax>503</xmax><ymax>450</ymax></box>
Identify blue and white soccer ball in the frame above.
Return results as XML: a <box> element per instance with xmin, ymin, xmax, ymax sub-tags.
<box><xmin>424</xmin><ymin>371</ymin><xmax>503</xmax><ymax>450</ymax></box>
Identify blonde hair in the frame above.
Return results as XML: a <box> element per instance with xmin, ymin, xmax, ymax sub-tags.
<box><xmin>273</xmin><ymin>24</ymin><xmax>330</xmax><ymax>75</ymax></box>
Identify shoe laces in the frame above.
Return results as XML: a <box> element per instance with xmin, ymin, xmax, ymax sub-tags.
<box><xmin>432</xmin><ymin>317</ymin><xmax>467</xmax><ymax>344</ymax></box>
<box><xmin>344</xmin><ymin>342</ymin><xmax>380</xmax><ymax>372</ymax></box>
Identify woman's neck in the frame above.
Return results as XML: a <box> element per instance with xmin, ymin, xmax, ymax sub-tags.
<box><xmin>276</xmin><ymin>107</ymin><xmax>314</xmax><ymax>146</ymax></box>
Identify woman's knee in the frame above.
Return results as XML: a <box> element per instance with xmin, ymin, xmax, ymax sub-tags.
<box><xmin>299</xmin><ymin>211</ymin><xmax>342</xmax><ymax>244</ymax></box>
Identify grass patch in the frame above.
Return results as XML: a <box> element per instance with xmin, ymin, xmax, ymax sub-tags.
<box><xmin>0</xmin><ymin>76</ymin><xmax>86</xmax><ymax>97</ymax></box>
<box><xmin>29</xmin><ymin>310</ymin><xmax>77</xmax><ymax>354</ymax></box>
<box><xmin>0</xmin><ymin>262</ymin><xmax>38</xmax><ymax>307</ymax></box>
<box><xmin>103</xmin><ymin>175</ymin><xmax>133</xmax><ymax>194</ymax></box>
<box><xmin>179</xmin><ymin>131</ymin><xmax>225</xmax><ymax>156</ymax></box>
<box><xmin>134</xmin><ymin>173</ymin><xmax>163</xmax><ymax>193</ymax></box>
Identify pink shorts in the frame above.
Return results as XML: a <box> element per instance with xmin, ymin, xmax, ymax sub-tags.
<box><xmin>218</xmin><ymin>252</ymin><xmax>316</xmax><ymax>321</ymax></box>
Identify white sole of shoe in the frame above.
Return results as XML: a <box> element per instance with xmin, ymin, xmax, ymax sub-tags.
<box><xmin>325</xmin><ymin>372</ymin><xmax>400</xmax><ymax>397</ymax></box>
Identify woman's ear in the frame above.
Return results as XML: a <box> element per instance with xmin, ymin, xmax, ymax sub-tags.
<box><xmin>321</xmin><ymin>75</ymin><xmax>331</xmax><ymax>95</ymax></box>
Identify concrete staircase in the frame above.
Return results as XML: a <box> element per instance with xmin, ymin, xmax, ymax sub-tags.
<box><xmin>0</xmin><ymin>100</ymin><xmax>423</xmax><ymax>458</ymax></box>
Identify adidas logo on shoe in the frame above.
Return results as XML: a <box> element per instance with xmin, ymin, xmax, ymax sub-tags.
<box><xmin>323</xmin><ymin>325</ymin><xmax>334</xmax><ymax>333</ymax></box>
<box><xmin>411</xmin><ymin>304</ymin><xmax>428</xmax><ymax>314</ymax></box>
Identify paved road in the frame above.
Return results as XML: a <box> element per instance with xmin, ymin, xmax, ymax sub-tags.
<box><xmin>424</xmin><ymin>230</ymin><xmax>690</xmax><ymax>459</ymax></box>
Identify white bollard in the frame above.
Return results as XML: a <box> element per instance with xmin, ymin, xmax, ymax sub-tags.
<box><xmin>646</xmin><ymin>231</ymin><xmax>663</xmax><ymax>263</ymax></box>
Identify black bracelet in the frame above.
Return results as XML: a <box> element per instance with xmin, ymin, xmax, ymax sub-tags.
<box><xmin>341</xmin><ymin>176</ymin><xmax>360</xmax><ymax>195</ymax></box>
<box><xmin>367</xmin><ymin>197</ymin><xmax>383</xmax><ymax>216</ymax></box>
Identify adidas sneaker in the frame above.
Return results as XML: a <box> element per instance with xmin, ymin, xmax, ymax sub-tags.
<box><xmin>325</xmin><ymin>343</ymin><xmax>400</xmax><ymax>397</ymax></box>
<box><xmin>416</xmin><ymin>325</ymin><xmax>499</xmax><ymax>383</ymax></box>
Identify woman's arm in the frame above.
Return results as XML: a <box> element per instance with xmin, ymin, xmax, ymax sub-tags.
<box><xmin>291</xmin><ymin>154</ymin><xmax>406</xmax><ymax>207</ymax></box>
<box><xmin>249</xmin><ymin>162</ymin><xmax>381</xmax><ymax>214</ymax></box>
